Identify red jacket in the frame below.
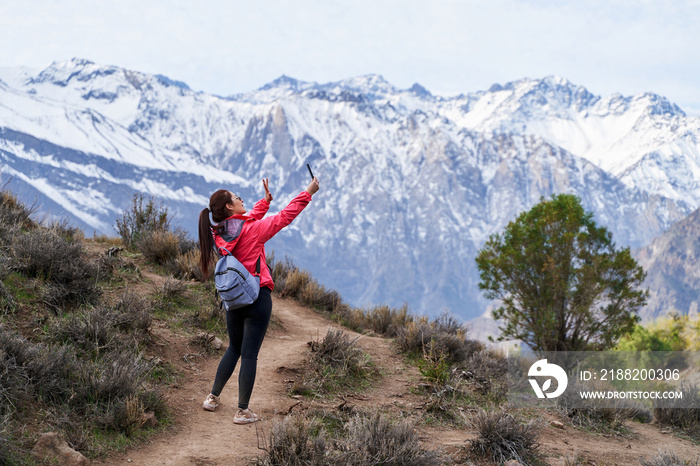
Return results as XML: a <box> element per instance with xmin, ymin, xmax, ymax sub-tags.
<box><xmin>213</xmin><ymin>191</ymin><xmax>312</xmax><ymax>291</ymax></box>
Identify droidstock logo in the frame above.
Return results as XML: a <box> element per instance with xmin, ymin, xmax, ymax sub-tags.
<box><xmin>528</xmin><ymin>359</ymin><xmax>568</xmax><ymax>399</ymax></box>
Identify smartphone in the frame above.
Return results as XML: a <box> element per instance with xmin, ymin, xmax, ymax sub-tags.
<box><xmin>307</xmin><ymin>163</ymin><xmax>315</xmax><ymax>180</ymax></box>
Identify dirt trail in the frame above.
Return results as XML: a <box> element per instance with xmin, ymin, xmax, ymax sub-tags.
<box><xmin>95</xmin><ymin>296</ymin><xmax>423</xmax><ymax>465</ymax></box>
<box><xmin>95</xmin><ymin>296</ymin><xmax>700</xmax><ymax>465</ymax></box>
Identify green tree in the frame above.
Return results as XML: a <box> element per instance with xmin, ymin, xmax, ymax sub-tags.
<box><xmin>475</xmin><ymin>194</ymin><xmax>648</xmax><ymax>352</ymax></box>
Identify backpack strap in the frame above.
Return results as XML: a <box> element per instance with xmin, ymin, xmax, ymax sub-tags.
<box><xmin>217</xmin><ymin>246</ymin><xmax>233</xmax><ymax>258</ymax></box>
<box><xmin>217</xmin><ymin>246</ymin><xmax>261</xmax><ymax>277</ymax></box>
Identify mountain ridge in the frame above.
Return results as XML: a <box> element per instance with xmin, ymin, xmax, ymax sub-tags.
<box><xmin>1</xmin><ymin>58</ymin><xmax>698</xmax><ymax>323</ymax></box>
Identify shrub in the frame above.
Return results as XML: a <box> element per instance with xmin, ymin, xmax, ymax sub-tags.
<box><xmin>270</xmin><ymin>257</ymin><xmax>340</xmax><ymax>314</ymax></box>
<box><xmin>454</xmin><ymin>348</ymin><xmax>509</xmax><ymax>402</ymax></box>
<box><xmin>0</xmin><ymin>281</ymin><xmax>16</xmax><ymax>315</ymax></box>
<box><xmin>256</xmin><ymin>415</ymin><xmax>328</xmax><ymax>466</ymax></box>
<box><xmin>116</xmin><ymin>394</ymin><xmax>146</xmax><ymax>436</ymax></box>
<box><xmin>339</xmin><ymin>412</ymin><xmax>445</xmax><ymax>465</ymax></box>
<box><xmin>469</xmin><ymin>409</ymin><xmax>540</xmax><ymax>465</ymax></box>
<box><xmin>616</xmin><ymin>323</ymin><xmax>673</xmax><ymax>352</ymax></box>
<box><xmin>311</xmin><ymin>329</ymin><xmax>366</xmax><ymax>370</ymax></box>
<box><xmin>256</xmin><ymin>410</ymin><xmax>444</xmax><ymax>466</ymax></box>
<box><xmin>640</xmin><ymin>450</ymin><xmax>700</xmax><ymax>466</ymax></box>
<box><xmin>557</xmin><ymin>378</ymin><xmax>652</xmax><ymax>430</ymax></box>
<box><xmin>417</xmin><ymin>341</ymin><xmax>451</xmax><ymax>387</ymax></box>
<box><xmin>115</xmin><ymin>194</ymin><xmax>170</xmax><ymax>249</ymax></box>
<box><xmin>617</xmin><ymin>313</ymin><xmax>700</xmax><ymax>353</ymax></box>
<box><xmin>94</xmin><ymin>248</ymin><xmax>126</xmax><ymax>278</ymax></box>
<box><xmin>396</xmin><ymin>313</ymin><xmax>482</xmax><ymax>365</ymax></box>
<box><xmin>292</xmin><ymin>329</ymin><xmax>374</xmax><ymax>396</ymax></box>
<box><xmin>358</xmin><ymin>303</ymin><xmax>414</xmax><ymax>337</ymax></box>
<box><xmin>464</xmin><ymin>348</ymin><xmax>508</xmax><ymax>381</ymax></box>
<box><xmin>47</xmin><ymin>218</ymin><xmax>85</xmax><ymax>242</ymax></box>
<box><xmin>137</xmin><ymin>230</ymin><xmax>181</xmax><ymax>266</ymax></box>
<box><xmin>0</xmin><ymin>412</ymin><xmax>21</xmax><ymax>466</ymax></box>
<box><xmin>49</xmin><ymin>291</ymin><xmax>152</xmax><ymax>355</ymax></box>
<box><xmin>0</xmin><ymin>324</ymin><xmax>158</xmax><ymax>446</ymax></box>
<box><xmin>300</xmin><ymin>280</ymin><xmax>342</xmax><ymax>314</ymax></box>
<box><xmin>83</xmin><ymin>350</ymin><xmax>154</xmax><ymax>405</ymax></box>
<box><xmin>51</xmin><ymin>306</ymin><xmax>124</xmax><ymax>356</ymax></box>
<box><xmin>112</xmin><ymin>290</ymin><xmax>153</xmax><ymax>334</ymax></box>
<box><xmin>170</xmin><ymin>248</ymin><xmax>204</xmax><ymax>281</ymax></box>
<box><xmin>0</xmin><ymin>187</ymin><xmax>37</xmax><ymax>248</ymax></box>
<box><xmin>174</xmin><ymin>227</ymin><xmax>197</xmax><ymax>255</ymax></box>
<box><xmin>278</xmin><ymin>268</ymin><xmax>312</xmax><ymax>300</ymax></box>
<box><xmin>9</xmin><ymin>226</ymin><xmax>101</xmax><ymax>308</ymax></box>
<box><xmin>653</xmin><ymin>382</ymin><xmax>700</xmax><ymax>435</ymax></box>
<box><xmin>0</xmin><ymin>327</ymin><xmax>83</xmax><ymax>405</ymax></box>
<box><xmin>156</xmin><ymin>277</ymin><xmax>188</xmax><ymax>303</ymax></box>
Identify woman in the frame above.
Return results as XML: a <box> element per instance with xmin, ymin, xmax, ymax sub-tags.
<box><xmin>198</xmin><ymin>176</ymin><xmax>319</xmax><ymax>424</ymax></box>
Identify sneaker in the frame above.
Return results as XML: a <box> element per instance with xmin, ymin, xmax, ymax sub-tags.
<box><xmin>233</xmin><ymin>408</ymin><xmax>259</xmax><ymax>424</ymax></box>
<box><xmin>203</xmin><ymin>393</ymin><xmax>220</xmax><ymax>411</ymax></box>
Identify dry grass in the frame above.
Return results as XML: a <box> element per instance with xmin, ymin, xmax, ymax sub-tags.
<box><xmin>653</xmin><ymin>382</ymin><xmax>700</xmax><ymax>437</ymax></box>
<box><xmin>171</xmin><ymin>248</ymin><xmax>204</xmax><ymax>281</ymax></box>
<box><xmin>469</xmin><ymin>408</ymin><xmax>541</xmax><ymax>465</ymax></box>
<box><xmin>137</xmin><ymin>230</ymin><xmax>181</xmax><ymax>265</ymax></box>
<box><xmin>0</xmin><ymin>187</ymin><xmax>37</xmax><ymax>249</ymax></box>
<box><xmin>8</xmin><ymin>224</ymin><xmax>101</xmax><ymax>309</ymax></box>
<box><xmin>455</xmin><ymin>348</ymin><xmax>509</xmax><ymax>402</ymax></box>
<box><xmin>0</xmin><ymin>281</ymin><xmax>15</xmax><ymax>315</ymax></box>
<box><xmin>50</xmin><ymin>290</ymin><xmax>153</xmax><ymax>356</ymax></box>
<box><xmin>256</xmin><ymin>410</ymin><xmax>445</xmax><ymax>466</ymax></box>
<box><xmin>256</xmin><ymin>414</ymin><xmax>328</xmax><ymax>466</ymax></box>
<box><xmin>557</xmin><ymin>378</ymin><xmax>652</xmax><ymax>432</ymax></box>
<box><xmin>396</xmin><ymin>313</ymin><xmax>482</xmax><ymax>365</ymax></box>
<box><xmin>338</xmin><ymin>412</ymin><xmax>445</xmax><ymax>465</ymax></box>
<box><xmin>640</xmin><ymin>450</ymin><xmax>700</xmax><ymax>466</ymax></box>
<box><xmin>0</xmin><ymin>312</ymin><xmax>160</xmax><ymax>457</ymax></box>
<box><xmin>291</xmin><ymin>329</ymin><xmax>375</xmax><ymax>397</ymax></box>
<box><xmin>0</xmin><ymin>412</ymin><xmax>21</xmax><ymax>466</ymax></box>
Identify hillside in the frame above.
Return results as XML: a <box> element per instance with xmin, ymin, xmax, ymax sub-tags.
<box><xmin>1</xmin><ymin>185</ymin><xmax>698</xmax><ymax>465</ymax></box>
<box><xmin>633</xmin><ymin>207</ymin><xmax>700</xmax><ymax>320</ymax></box>
<box><xmin>91</xmin><ymin>291</ymin><xmax>700</xmax><ymax>466</ymax></box>
<box><xmin>2</xmin><ymin>59</ymin><xmax>699</xmax><ymax>322</ymax></box>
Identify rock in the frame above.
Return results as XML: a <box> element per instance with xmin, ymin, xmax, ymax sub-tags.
<box><xmin>278</xmin><ymin>336</ymin><xmax>293</xmax><ymax>340</ymax></box>
<box><xmin>504</xmin><ymin>461</ymin><xmax>521</xmax><ymax>466</ymax></box>
<box><xmin>211</xmin><ymin>337</ymin><xmax>223</xmax><ymax>350</ymax></box>
<box><xmin>32</xmin><ymin>432</ymin><xmax>90</xmax><ymax>466</ymax></box>
<box><xmin>550</xmin><ymin>420</ymin><xmax>565</xmax><ymax>429</ymax></box>
<box><xmin>143</xmin><ymin>411</ymin><xmax>158</xmax><ymax>428</ymax></box>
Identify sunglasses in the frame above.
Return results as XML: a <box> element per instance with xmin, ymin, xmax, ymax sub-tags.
<box><xmin>232</xmin><ymin>194</ymin><xmax>242</xmax><ymax>202</ymax></box>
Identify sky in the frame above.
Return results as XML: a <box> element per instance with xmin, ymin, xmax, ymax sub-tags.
<box><xmin>1</xmin><ymin>0</ymin><xmax>699</xmax><ymax>115</ymax></box>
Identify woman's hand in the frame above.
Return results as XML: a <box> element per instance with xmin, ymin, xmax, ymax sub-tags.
<box><xmin>263</xmin><ymin>178</ymin><xmax>273</xmax><ymax>203</ymax></box>
<box><xmin>305</xmin><ymin>177</ymin><xmax>320</xmax><ymax>196</ymax></box>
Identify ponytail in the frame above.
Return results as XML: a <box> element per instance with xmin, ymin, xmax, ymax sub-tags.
<box><xmin>198</xmin><ymin>189</ymin><xmax>233</xmax><ymax>279</ymax></box>
<box><xmin>198</xmin><ymin>209</ymin><xmax>216</xmax><ymax>279</ymax></box>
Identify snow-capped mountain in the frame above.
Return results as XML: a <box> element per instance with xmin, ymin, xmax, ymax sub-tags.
<box><xmin>439</xmin><ymin>76</ymin><xmax>700</xmax><ymax>208</ymax></box>
<box><xmin>633</xmin><ymin>206</ymin><xmax>700</xmax><ymax>320</ymax></box>
<box><xmin>1</xmin><ymin>59</ymin><xmax>697</xmax><ymax>323</ymax></box>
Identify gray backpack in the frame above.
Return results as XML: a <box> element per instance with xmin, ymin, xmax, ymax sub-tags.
<box><xmin>214</xmin><ymin>247</ymin><xmax>261</xmax><ymax>311</ymax></box>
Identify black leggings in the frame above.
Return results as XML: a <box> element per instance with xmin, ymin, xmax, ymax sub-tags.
<box><xmin>211</xmin><ymin>287</ymin><xmax>272</xmax><ymax>409</ymax></box>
